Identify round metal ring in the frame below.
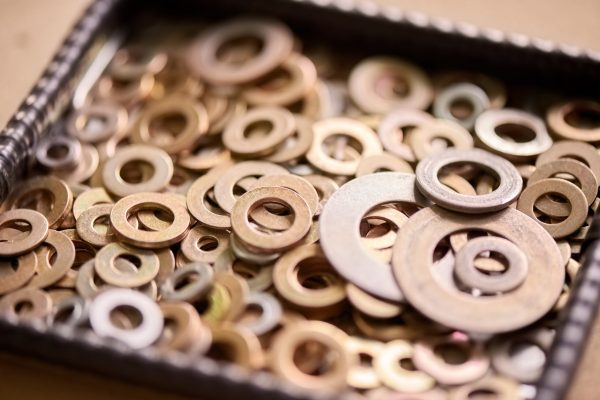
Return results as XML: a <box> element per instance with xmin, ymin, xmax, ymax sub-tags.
<box><xmin>241</xmin><ymin>53</ymin><xmax>317</xmax><ymax>106</ymax></box>
<box><xmin>269</xmin><ymin>321</ymin><xmax>351</xmax><ymax>392</ymax></box>
<box><xmin>0</xmin><ymin>209</ymin><xmax>49</xmax><ymax>256</ymax></box>
<box><xmin>433</xmin><ymin>82</ymin><xmax>491</xmax><ymax>130</ymax></box>
<box><xmin>474</xmin><ymin>108</ymin><xmax>552</xmax><ymax>159</ymax></box>
<box><xmin>307</xmin><ymin>117</ymin><xmax>382</xmax><ymax>176</ymax></box>
<box><xmin>536</xmin><ymin>140</ymin><xmax>600</xmax><ymax>186</ymax></box>
<box><xmin>378</xmin><ymin>108</ymin><xmax>433</xmax><ymax>162</ymax></box>
<box><xmin>0</xmin><ymin>287</ymin><xmax>52</xmax><ymax>321</ymax></box>
<box><xmin>348</xmin><ymin>56</ymin><xmax>433</xmax><ymax>113</ymax></box>
<box><xmin>374</xmin><ymin>339</ymin><xmax>435</xmax><ymax>393</ymax></box>
<box><xmin>237</xmin><ymin>292</ymin><xmax>282</xmax><ymax>336</ymax></box>
<box><xmin>68</xmin><ymin>101</ymin><xmax>128</xmax><ymax>143</ymax></box>
<box><xmin>4</xmin><ymin>176</ymin><xmax>73</xmax><ymax>228</ymax></box>
<box><xmin>102</xmin><ymin>145</ymin><xmax>174</xmax><ymax>198</ymax></box>
<box><xmin>222</xmin><ymin>106</ymin><xmax>295</xmax><ymax>157</ymax></box>
<box><xmin>89</xmin><ymin>288</ymin><xmax>163</xmax><ymax>349</ymax></box>
<box><xmin>415</xmin><ymin>148</ymin><xmax>522</xmax><ymax>214</ymax></box>
<box><xmin>409</xmin><ymin>119</ymin><xmax>474</xmax><ymax>161</ymax></box>
<box><xmin>454</xmin><ymin>236</ymin><xmax>528</xmax><ymax>294</ymax></box>
<box><xmin>95</xmin><ymin>242</ymin><xmax>159</xmax><ymax>288</ymax></box>
<box><xmin>413</xmin><ymin>331</ymin><xmax>489</xmax><ymax>386</ymax></box>
<box><xmin>187</xmin><ymin>17</ymin><xmax>293</xmax><ymax>85</ymax></box>
<box><xmin>249</xmin><ymin>174</ymin><xmax>319</xmax><ymax>230</ymax></box>
<box><xmin>517</xmin><ymin>178</ymin><xmax>588</xmax><ymax>238</ymax></box>
<box><xmin>180</xmin><ymin>224</ymin><xmax>229</xmax><ymax>263</ymax></box>
<box><xmin>161</xmin><ymin>262</ymin><xmax>214</xmax><ymax>302</ymax></box>
<box><xmin>131</xmin><ymin>95</ymin><xmax>208</xmax><ymax>154</ymax></box>
<box><xmin>36</xmin><ymin>136</ymin><xmax>82</xmax><ymax>170</ymax></box>
<box><xmin>231</xmin><ymin>187</ymin><xmax>311</xmax><ymax>252</ymax></box>
<box><xmin>29</xmin><ymin>229</ymin><xmax>76</xmax><ymax>289</ymax></box>
<box><xmin>273</xmin><ymin>243</ymin><xmax>346</xmax><ymax>317</ymax></box>
<box><xmin>213</xmin><ymin>161</ymin><xmax>288</xmax><ymax>214</ymax></box>
<box><xmin>547</xmin><ymin>100</ymin><xmax>600</xmax><ymax>142</ymax></box>
<box><xmin>110</xmin><ymin>192</ymin><xmax>191</xmax><ymax>248</ymax></box>
<box><xmin>528</xmin><ymin>159</ymin><xmax>597</xmax><ymax>217</ymax></box>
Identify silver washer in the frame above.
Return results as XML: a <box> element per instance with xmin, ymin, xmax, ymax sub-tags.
<box><xmin>89</xmin><ymin>288</ymin><xmax>163</xmax><ymax>349</ymax></box>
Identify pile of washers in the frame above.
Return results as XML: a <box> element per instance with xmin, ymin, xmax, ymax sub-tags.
<box><xmin>0</xmin><ymin>15</ymin><xmax>598</xmax><ymax>399</ymax></box>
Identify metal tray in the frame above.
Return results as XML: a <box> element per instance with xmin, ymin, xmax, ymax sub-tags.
<box><xmin>1</xmin><ymin>1</ymin><xmax>600</xmax><ymax>399</ymax></box>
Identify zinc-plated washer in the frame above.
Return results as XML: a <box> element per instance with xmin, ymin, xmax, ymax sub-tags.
<box><xmin>89</xmin><ymin>288</ymin><xmax>164</xmax><ymax>349</ymax></box>
<box><xmin>433</xmin><ymin>83</ymin><xmax>491</xmax><ymax>130</ymax></box>
<box><xmin>320</xmin><ymin>173</ymin><xmax>430</xmax><ymax>302</ymax></box>
<box><xmin>237</xmin><ymin>292</ymin><xmax>282</xmax><ymax>336</ymax></box>
<box><xmin>36</xmin><ymin>136</ymin><xmax>82</xmax><ymax>170</ymax></box>
<box><xmin>415</xmin><ymin>148</ymin><xmax>522</xmax><ymax>214</ymax></box>
<box><xmin>47</xmin><ymin>296</ymin><xmax>89</xmax><ymax>328</ymax></box>
<box><xmin>161</xmin><ymin>262</ymin><xmax>213</xmax><ymax>303</ymax></box>
<box><xmin>474</xmin><ymin>108</ymin><xmax>552</xmax><ymax>159</ymax></box>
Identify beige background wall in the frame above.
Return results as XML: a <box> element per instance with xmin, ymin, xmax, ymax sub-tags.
<box><xmin>0</xmin><ymin>0</ymin><xmax>599</xmax><ymax>399</ymax></box>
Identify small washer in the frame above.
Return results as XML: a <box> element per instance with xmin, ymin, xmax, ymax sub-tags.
<box><xmin>89</xmin><ymin>288</ymin><xmax>163</xmax><ymax>349</ymax></box>
<box><xmin>433</xmin><ymin>82</ymin><xmax>491</xmax><ymax>130</ymax></box>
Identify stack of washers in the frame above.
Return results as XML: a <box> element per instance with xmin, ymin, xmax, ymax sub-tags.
<box><xmin>1</xmin><ymin>15</ymin><xmax>599</xmax><ymax>399</ymax></box>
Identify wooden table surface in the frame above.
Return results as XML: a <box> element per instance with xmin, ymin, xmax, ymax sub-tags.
<box><xmin>0</xmin><ymin>0</ymin><xmax>599</xmax><ymax>399</ymax></box>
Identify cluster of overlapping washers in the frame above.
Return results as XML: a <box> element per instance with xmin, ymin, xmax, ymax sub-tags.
<box><xmin>0</xmin><ymin>14</ymin><xmax>597</xmax><ymax>399</ymax></box>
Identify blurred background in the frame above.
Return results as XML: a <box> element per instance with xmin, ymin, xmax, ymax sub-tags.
<box><xmin>0</xmin><ymin>0</ymin><xmax>599</xmax><ymax>399</ymax></box>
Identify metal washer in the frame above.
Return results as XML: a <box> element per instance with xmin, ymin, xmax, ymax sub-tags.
<box><xmin>89</xmin><ymin>288</ymin><xmax>164</xmax><ymax>349</ymax></box>
<box><xmin>415</xmin><ymin>148</ymin><xmax>522</xmax><ymax>213</ymax></box>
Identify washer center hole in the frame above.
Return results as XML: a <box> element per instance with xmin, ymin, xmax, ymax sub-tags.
<box><xmin>244</xmin><ymin>120</ymin><xmax>274</xmax><ymax>139</ymax></box>
<box><xmin>434</xmin><ymin>342</ymin><xmax>470</xmax><ymax>365</ymax></box>
<box><xmin>14</xmin><ymin>300</ymin><xmax>34</xmax><ymax>315</ymax></box>
<box><xmin>495</xmin><ymin>123</ymin><xmax>537</xmax><ymax>143</ymax></box>
<box><xmin>116</xmin><ymin>254</ymin><xmax>142</xmax><ymax>270</ymax></box>
<box><xmin>439</xmin><ymin>162</ymin><xmax>501</xmax><ymax>194</ymax></box>
<box><xmin>475</xmin><ymin>251</ymin><xmax>509</xmax><ymax>276</ymax></box>
<box><xmin>450</xmin><ymin>98</ymin><xmax>475</xmax><ymax>119</ymax></box>
<box><xmin>149</xmin><ymin>112</ymin><xmax>187</xmax><ymax>141</ymax></box>
<box><xmin>216</xmin><ymin>35</ymin><xmax>263</xmax><ymax>65</ymax></box>
<box><xmin>322</xmin><ymin>134</ymin><xmax>363</xmax><ymax>162</ymax></box>
<box><xmin>197</xmin><ymin>236</ymin><xmax>219</xmax><ymax>252</ymax></box>
<box><xmin>46</xmin><ymin>143</ymin><xmax>70</xmax><ymax>159</ymax></box>
<box><xmin>119</xmin><ymin>160</ymin><xmax>155</xmax><ymax>184</ymax></box>
<box><xmin>467</xmin><ymin>388</ymin><xmax>499</xmax><ymax>399</ymax></box>
<box><xmin>0</xmin><ymin>220</ymin><xmax>32</xmax><ymax>242</ymax></box>
<box><xmin>110</xmin><ymin>304</ymin><xmax>143</xmax><ymax>329</ymax></box>
<box><xmin>296</xmin><ymin>258</ymin><xmax>338</xmax><ymax>290</ymax></box>
<box><xmin>293</xmin><ymin>340</ymin><xmax>340</xmax><ymax>376</ymax></box>
<box><xmin>376</xmin><ymin>72</ymin><xmax>410</xmax><ymax>98</ymax></box>
<box><xmin>398</xmin><ymin>357</ymin><xmax>417</xmax><ymax>371</ymax></box>
<box><xmin>565</xmin><ymin>106</ymin><xmax>600</xmax><ymax>130</ymax></box>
